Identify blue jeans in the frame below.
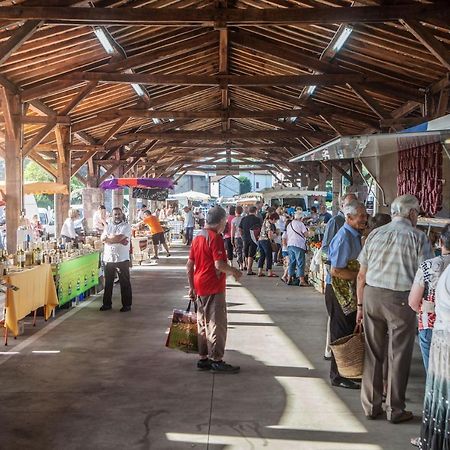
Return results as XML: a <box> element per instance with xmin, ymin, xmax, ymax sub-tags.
<box><xmin>185</xmin><ymin>227</ymin><xmax>194</xmax><ymax>245</ymax></box>
<box><xmin>257</xmin><ymin>239</ymin><xmax>273</xmax><ymax>270</ymax></box>
<box><xmin>418</xmin><ymin>328</ymin><xmax>433</xmax><ymax>373</ymax></box>
<box><xmin>288</xmin><ymin>246</ymin><xmax>306</xmax><ymax>278</ymax></box>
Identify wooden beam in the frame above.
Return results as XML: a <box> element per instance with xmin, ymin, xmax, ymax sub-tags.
<box><xmin>349</xmin><ymin>83</ymin><xmax>389</xmax><ymax>119</ymax></box>
<box><xmin>60</xmin><ymin>81</ymin><xmax>98</xmax><ymax>115</ymax></box>
<box><xmin>28</xmin><ymin>152</ymin><xmax>57</xmax><ymax>178</ymax></box>
<box><xmin>430</xmin><ymin>73</ymin><xmax>450</xmax><ymax>95</ymax></box>
<box><xmin>59</xmin><ymin>72</ymin><xmax>370</xmax><ymax>86</ymax></box>
<box><xmin>0</xmin><ymin>20</ymin><xmax>42</xmax><ymax>66</ymax></box>
<box><xmin>390</xmin><ymin>100</ymin><xmax>421</xmax><ymax>119</ymax></box>
<box><xmin>401</xmin><ymin>20</ymin><xmax>450</xmax><ymax>71</ymax></box>
<box><xmin>96</xmin><ymin>108</ymin><xmax>307</xmax><ymax>120</ymax></box>
<box><xmin>22</xmin><ymin>122</ymin><xmax>56</xmax><ymax>157</ymax></box>
<box><xmin>54</xmin><ymin>125</ymin><xmax>69</xmax><ymax>164</ymax></box>
<box><xmin>0</xmin><ymin>5</ymin><xmax>447</xmax><ymax>25</ymax></box>
<box><xmin>379</xmin><ymin>117</ymin><xmax>427</xmax><ymax>127</ymax></box>
<box><xmin>121</xmin><ymin>129</ymin><xmax>327</xmax><ymax>143</ymax></box>
<box><xmin>436</xmin><ymin>88</ymin><xmax>449</xmax><ymax>117</ymax></box>
<box><xmin>3</xmin><ymin>92</ymin><xmax>21</xmax><ymax>253</ymax></box>
<box><xmin>0</xmin><ymin>87</ymin><xmax>20</xmax><ymax>140</ymax></box>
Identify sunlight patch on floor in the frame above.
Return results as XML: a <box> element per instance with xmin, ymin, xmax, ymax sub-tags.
<box><xmin>166</xmin><ymin>433</ymin><xmax>383</xmax><ymax>450</ymax></box>
<box><xmin>268</xmin><ymin>377</ymin><xmax>367</xmax><ymax>433</ymax></box>
<box><xmin>226</xmin><ymin>283</ymin><xmax>314</xmax><ymax>369</ymax></box>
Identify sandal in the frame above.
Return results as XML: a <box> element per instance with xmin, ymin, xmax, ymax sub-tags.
<box><xmin>257</xmin><ymin>273</ymin><xmax>265</xmax><ymax>277</ymax></box>
<box><xmin>247</xmin><ymin>271</ymin><xmax>256</xmax><ymax>276</ymax></box>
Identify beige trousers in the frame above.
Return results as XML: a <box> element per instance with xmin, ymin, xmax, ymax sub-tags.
<box><xmin>197</xmin><ymin>291</ymin><xmax>227</xmax><ymax>362</ymax></box>
<box><xmin>361</xmin><ymin>285</ymin><xmax>416</xmax><ymax>419</ymax></box>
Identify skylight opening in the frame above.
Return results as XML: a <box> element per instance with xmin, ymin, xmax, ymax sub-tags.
<box><xmin>131</xmin><ymin>83</ymin><xmax>146</xmax><ymax>97</ymax></box>
<box><xmin>93</xmin><ymin>27</ymin><xmax>114</xmax><ymax>55</ymax></box>
<box><xmin>332</xmin><ymin>26</ymin><xmax>353</xmax><ymax>52</ymax></box>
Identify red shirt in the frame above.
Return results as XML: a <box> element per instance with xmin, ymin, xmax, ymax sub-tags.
<box><xmin>189</xmin><ymin>229</ymin><xmax>227</xmax><ymax>296</ymax></box>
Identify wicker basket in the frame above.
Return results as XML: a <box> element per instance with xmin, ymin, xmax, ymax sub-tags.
<box><xmin>330</xmin><ymin>331</ymin><xmax>365</xmax><ymax>379</ymax></box>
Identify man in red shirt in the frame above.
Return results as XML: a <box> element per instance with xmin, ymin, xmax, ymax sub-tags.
<box><xmin>186</xmin><ymin>206</ymin><xmax>242</xmax><ymax>373</ymax></box>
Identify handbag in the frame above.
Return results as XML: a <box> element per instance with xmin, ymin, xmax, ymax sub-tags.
<box><xmin>288</xmin><ymin>222</ymin><xmax>309</xmax><ymax>252</ymax></box>
<box><xmin>330</xmin><ymin>324</ymin><xmax>365</xmax><ymax>379</ymax></box>
<box><xmin>165</xmin><ymin>299</ymin><xmax>198</xmax><ymax>353</ymax></box>
<box><xmin>270</xmin><ymin>241</ymin><xmax>278</xmax><ymax>252</ymax></box>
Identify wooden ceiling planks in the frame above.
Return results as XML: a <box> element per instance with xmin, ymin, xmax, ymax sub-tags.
<box><xmin>0</xmin><ymin>0</ymin><xmax>448</xmax><ymax>176</ymax></box>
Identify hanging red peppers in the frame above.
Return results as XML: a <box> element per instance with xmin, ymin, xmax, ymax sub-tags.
<box><xmin>397</xmin><ymin>142</ymin><xmax>443</xmax><ymax>216</ymax></box>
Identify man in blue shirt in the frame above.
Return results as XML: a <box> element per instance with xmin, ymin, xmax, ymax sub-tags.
<box><xmin>321</xmin><ymin>194</ymin><xmax>357</xmax><ymax>361</ymax></box>
<box><xmin>327</xmin><ymin>199</ymin><xmax>367</xmax><ymax>389</ymax></box>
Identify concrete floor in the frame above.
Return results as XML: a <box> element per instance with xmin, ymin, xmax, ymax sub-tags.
<box><xmin>0</xmin><ymin>243</ymin><xmax>424</xmax><ymax>450</ymax></box>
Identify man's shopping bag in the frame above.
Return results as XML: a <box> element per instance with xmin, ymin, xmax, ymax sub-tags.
<box><xmin>165</xmin><ymin>300</ymin><xmax>198</xmax><ymax>353</ymax></box>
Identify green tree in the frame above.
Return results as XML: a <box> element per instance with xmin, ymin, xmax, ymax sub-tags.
<box><xmin>23</xmin><ymin>160</ymin><xmax>54</xmax><ymax>209</ymax></box>
<box><xmin>23</xmin><ymin>160</ymin><xmax>86</xmax><ymax>207</ymax></box>
<box><xmin>238</xmin><ymin>176</ymin><xmax>252</xmax><ymax>194</ymax></box>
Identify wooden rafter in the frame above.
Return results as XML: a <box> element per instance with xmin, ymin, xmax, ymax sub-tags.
<box><xmin>0</xmin><ymin>20</ymin><xmax>42</xmax><ymax>66</ymax></box>
<box><xmin>401</xmin><ymin>20</ymin><xmax>450</xmax><ymax>71</ymax></box>
<box><xmin>0</xmin><ymin>5</ymin><xmax>448</xmax><ymax>25</ymax></box>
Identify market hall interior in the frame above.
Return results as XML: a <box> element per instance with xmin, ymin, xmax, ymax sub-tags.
<box><xmin>0</xmin><ymin>243</ymin><xmax>426</xmax><ymax>450</ymax></box>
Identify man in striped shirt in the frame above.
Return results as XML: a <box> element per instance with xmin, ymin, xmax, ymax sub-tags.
<box><xmin>357</xmin><ymin>194</ymin><xmax>433</xmax><ymax>424</ymax></box>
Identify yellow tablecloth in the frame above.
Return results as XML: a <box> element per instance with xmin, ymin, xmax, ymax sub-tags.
<box><xmin>4</xmin><ymin>264</ymin><xmax>58</xmax><ymax>336</ymax></box>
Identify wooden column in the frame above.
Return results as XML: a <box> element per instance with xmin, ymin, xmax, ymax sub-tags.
<box><xmin>112</xmin><ymin>149</ymin><xmax>124</xmax><ymax>209</ymax></box>
<box><xmin>86</xmin><ymin>158</ymin><xmax>99</xmax><ymax>188</ymax></box>
<box><xmin>318</xmin><ymin>164</ymin><xmax>327</xmax><ymax>191</ymax></box>
<box><xmin>55</xmin><ymin>126</ymin><xmax>71</xmax><ymax>238</ymax></box>
<box><xmin>331</xmin><ymin>165</ymin><xmax>342</xmax><ymax>215</ymax></box>
<box><xmin>1</xmin><ymin>89</ymin><xmax>22</xmax><ymax>252</ymax></box>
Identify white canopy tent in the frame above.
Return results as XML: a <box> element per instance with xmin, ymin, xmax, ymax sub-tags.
<box><xmin>170</xmin><ymin>190</ymin><xmax>211</xmax><ymax>202</ymax></box>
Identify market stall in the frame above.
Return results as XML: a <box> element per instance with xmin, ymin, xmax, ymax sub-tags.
<box><xmin>3</xmin><ymin>263</ymin><xmax>58</xmax><ymax>343</ymax></box>
<box><xmin>55</xmin><ymin>252</ymin><xmax>100</xmax><ymax>306</ymax></box>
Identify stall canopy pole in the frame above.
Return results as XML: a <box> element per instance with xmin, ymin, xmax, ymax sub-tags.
<box><xmin>55</xmin><ymin>126</ymin><xmax>71</xmax><ymax>238</ymax></box>
<box><xmin>1</xmin><ymin>89</ymin><xmax>22</xmax><ymax>253</ymax></box>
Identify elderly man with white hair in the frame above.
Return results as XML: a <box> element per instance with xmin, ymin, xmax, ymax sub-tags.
<box><xmin>285</xmin><ymin>209</ymin><xmax>309</xmax><ymax>286</ymax></box>
<box><xmin>357</xmin><ymin>194</ymin><xmax>433</xmax><ymax>423</ymax></box>
<box><xmin>327</xmin><ymin>199</ymin><xmax>367</xmax><ymax>389</ymax></box>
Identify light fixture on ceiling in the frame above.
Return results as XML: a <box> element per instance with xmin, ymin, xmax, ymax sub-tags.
<box><xmin>93</xmin><ymin>27</ymin><xmax>114</xmax><ymax>55</ymax></box>
<box><xmin>332</xmin><ymin>26</ymin><xmax>353</xmax><ymax>53</ymax></box>
<box><xmin>307</xmin><ymin>85</ymin><xmax>317</xmax><ymax>95</ymax></box>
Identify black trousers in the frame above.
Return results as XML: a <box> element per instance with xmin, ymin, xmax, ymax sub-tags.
<box><xmin>103</xmin><ymin>260</ymin><xmax>132</xmax><ymax>308</ymax></box>
<box><xmin>224</xmin><ymin>237</ymin><xmax>233</xmax><ymax>261</ymax></box>
<box><xmin>325</xmin><ymin>284</ymin><xmax>357</xmax><ymax>382</ymax></box>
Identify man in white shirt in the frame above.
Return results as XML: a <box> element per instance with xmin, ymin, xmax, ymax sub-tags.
<box><xmin>183</xmin><ymin>206</ymin><xmax>195</xmax><ymax>245</ymax></box>
<box><xmin>100</xmin><ymin>207</ymin><xmax>132</xmax><ymax>312</ymax></box>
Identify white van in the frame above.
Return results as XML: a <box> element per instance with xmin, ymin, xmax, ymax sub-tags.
<box><xmin>38</xmin><ymin>208</ymin><xmax>55</xmax><ymax>236</ymax></box>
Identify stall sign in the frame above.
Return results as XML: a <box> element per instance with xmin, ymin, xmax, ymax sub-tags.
<box><xmin>132</xmin><ymin>188</ymin><xmax>169</xmax><ymax>200</ymax></box>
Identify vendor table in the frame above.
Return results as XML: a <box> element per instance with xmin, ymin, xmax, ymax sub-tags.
<box><xmin>55</xmin><ymin>252</ymin><xmax>100</xmax><ymax>306</ymax></box>
<box><xmin>3</xmin><ymin>263</ymin><xmax>58</xmax><ymax>340</ymax></box>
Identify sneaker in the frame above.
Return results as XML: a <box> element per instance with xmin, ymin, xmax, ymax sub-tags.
<box><xmin>120</xmin><ymin>306</ymin><xmax>131</xmax><ymax>312</ymax></box>
<box><xmin>99</xmin><ymin>305</ymin><xmax>112</xmax><ymax>311</ymax></box>
<box><xmin>210</xmin><ymin>361</ymin><xmax>240</xmax><ymax>374</ymax></box>
<box><xmin>197</xmin><ymin>358</ymin><xmax>212</xmax><ymax>371</ymax></box>
<box><xmin>151</xmin><ymin>256</ymin><xmax>159</xmax><ymax>260</ymax></box>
